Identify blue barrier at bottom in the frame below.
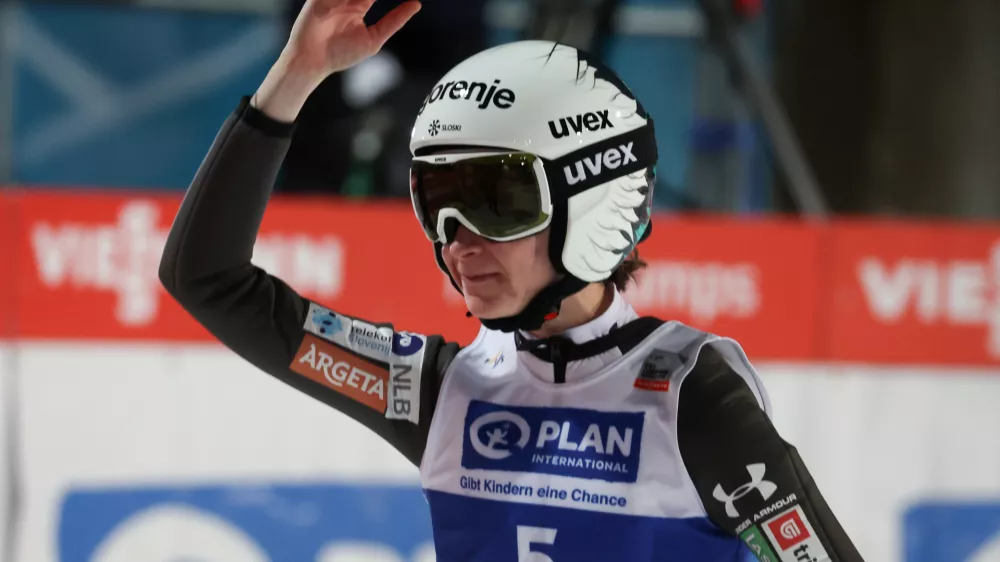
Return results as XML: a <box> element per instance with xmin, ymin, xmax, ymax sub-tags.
<box><xmin>905</xmin><ymin>501</ymin><xmax>1000</xmax><ymax>562</ymax></box>
<box><xmin>59</xmin><ymin>482</ymin><xmax>434</xmax><ymax>562</ymax></box>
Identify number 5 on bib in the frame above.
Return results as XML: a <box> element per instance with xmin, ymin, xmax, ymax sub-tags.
<box><xmin>517</xmin><ymin>525</ymin><xmax>558</xmax><ymax>562</ymax></box>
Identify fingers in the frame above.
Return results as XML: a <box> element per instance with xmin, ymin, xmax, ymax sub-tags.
<box><xmin>306</xmin><ymin>0</ymin><xmax>343</xmax><ymax>16</ymax></box>
<box><xmin>369</xmin><ymin>0</ymin><xmax>421</xmax><ymax>48</ymax></box>
<box><xmin>309</xmin><ymin>0</ymin><xmax>366</xmax><ymax>17</ymax></box>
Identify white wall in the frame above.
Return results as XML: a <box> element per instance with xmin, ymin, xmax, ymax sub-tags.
<box><xmin>0</xmin><ymin>344</ymin><xmax>9</xmax><ymax>562</ymax></box>
<box><xmin>13</xmin><ymin>342</ymin><xmax>421</xmax><ymax>562</ymax></box>
<box><xmin>6</xmin><ymin>343</ymin><xmax>1000</xmax><ymax>562</ymax></box>
<box><xmin>764</xmin><ymin>363</ymin><xmax>1000</xmax><ymax>562</ymax></box>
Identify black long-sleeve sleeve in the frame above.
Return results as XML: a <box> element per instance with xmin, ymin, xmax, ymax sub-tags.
<box><xmin>677</xmin><ymin>345</ymin><xmax>865</xmax><ymax>562</ymax></box>
<box><xmin>159</xmin><ymin>97</ymin><xmax>459</xmax><ymax>467</ymax></box>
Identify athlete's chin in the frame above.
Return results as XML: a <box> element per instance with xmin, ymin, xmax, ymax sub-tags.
<box><xmin>464</xmin><ymin>293</ymin><xmax>524</xmax><ymax>320</ymax></box>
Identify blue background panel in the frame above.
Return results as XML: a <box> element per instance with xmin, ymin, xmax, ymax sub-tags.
<box><xmin>59</xmin><ymin>482</ymin><xmax>434</xmax><ymax>561</ymax></box>
<box><xmin>904</xmin><ymin>501</ymin><xmax>1000</xmax><ymax>562</ymax></box>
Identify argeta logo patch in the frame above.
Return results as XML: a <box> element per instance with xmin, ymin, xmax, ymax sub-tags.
<box><xmin>291</xmin><ymin>335</ymin><xmax>388</xmax><ymax>412</ymax></box>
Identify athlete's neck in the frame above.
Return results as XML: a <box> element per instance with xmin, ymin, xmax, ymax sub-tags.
<box><xmin>529</xmin><ymin>282</ymin><xmax>613</xmax><ymax>339</ymax></box>
<box><xmin>515</xmin><ymin>286</ymin><xmax>638</xmax><ymax>385</ymax></box>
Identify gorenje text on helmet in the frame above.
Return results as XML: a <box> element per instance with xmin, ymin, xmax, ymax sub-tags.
<box><xmin>562</xmin><ymin>141</ymin><xmax>638</xmax><ymax>186</ymax></box>
<box><xmin>547</xmin><ymin>110</ymin><xmax>615</xmax><ymax>139</ymax></box>
<box><xmin>418</xmin><ymin>79</ymin><xmax>516</xmax><ymax>116</ymax></box>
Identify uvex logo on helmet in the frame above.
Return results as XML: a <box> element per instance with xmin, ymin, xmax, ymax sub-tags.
<box><xmin>563</xmin><ymin>141</ymin><xmax>637</xmax><ymax>186</ymax></box>
<box><xmin>548</xmin><ymin>109</ymin><xmax>614</xmax><ymax>139</ymax></box>
<box><xmin>418</xmin><ymin>79</ymin><xmax>516</xmax><ymax>115</ymax></box>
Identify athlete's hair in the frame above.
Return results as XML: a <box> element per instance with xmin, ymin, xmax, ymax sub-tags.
<box><xmin>609</xmin><ymin>250</ymin><xmax>646</xmax><ymax>292</ymax></box>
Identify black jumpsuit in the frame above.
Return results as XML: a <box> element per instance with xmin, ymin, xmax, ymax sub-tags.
<box><xmin>159</xmin><ymin>97</ymin><xmax>865</xmax><ymax>562</ymax></box>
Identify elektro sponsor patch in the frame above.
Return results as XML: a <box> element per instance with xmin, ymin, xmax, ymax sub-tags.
<box><xmin>349</xmin><ymin>318</ymin><xmax>394</xmax><ymax>359</ymax></box>
<box><xmin>291</xmin><ymin>334</ymin><xmax>388</xmax><ymax>412</ymax></box>
<box><xmin>460</xmin><ymin>400</ymin><xmax>644</xmax><ymax>483</ymax></box>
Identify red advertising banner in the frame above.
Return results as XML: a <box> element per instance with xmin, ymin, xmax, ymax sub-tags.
<box><xmin>11</xmin><ymin>190</ymin><xmax>478</xmax><ymax>343</ymax></box>
<box><xmin>622</xmin><ymin>217</ymin><xmax>824</xmax><ymax>361</ymax></box>
<box><xmin>4</xmin><ymin>189</ymin><xmax>999</xmax><ymax>366</ymax></box>
<box><xmin>0</xmin><ymin>191</ymin><xmax>16</xmax><ymax>339</ymax></box>
<box><xmin>827</xmin><ymin>220</ymin><xmax>1000</xmax><ymax>365</ymax></box>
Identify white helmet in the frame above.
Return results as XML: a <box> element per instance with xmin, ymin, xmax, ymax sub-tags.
<box><xmin>409</xmin><ymin>40</ymin><xmax>657</xmax><ymax>331</ymax></box>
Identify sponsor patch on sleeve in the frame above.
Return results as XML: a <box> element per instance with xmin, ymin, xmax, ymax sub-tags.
<box><xmin>304</xmin><ymin>303</ymin><xmax>352</xmax><ymax>347</ymax></box>
<box><xmin>304</xmin><ymin>302</ymin><xmax>394</xmax><ymax>361</ymax></box>
<box><xmin>290</xmin><ymin>334</ymin><xmax>388</xmax><ymax>413</ymax></box>
<box><xmin>348</xmin><ymin>318</ymin><xmax>394</xmax><ymax>359</ymax></box>
<box><xmin>385</xmin><ymin>331</ymin><xmax>426</xmax><ymax>424</ymax></box>
<box><xmin>387</xmin><ymin>361</ymin><xmax>420</xmax><ymax>424</ymax></box>
<box><xmin>391</xmin><ymin>331</ymin><xmax>425</xmax><ymax>357</ymax></box>
<box><xmin>739</xmin><ymin>526</ymin><xmax>780</xmax><ymax>562</ymax></box>
<box><xmin>761</xmin><ymin>505</ymin><xmax>829</xmax><ymax>562</ymax></box>
<box><xmin>302</xmin><ymin>303</ymin><xmax>426</xmax><ymax>424</ymax></box>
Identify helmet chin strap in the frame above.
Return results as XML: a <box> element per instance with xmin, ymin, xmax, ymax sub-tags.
<box><xmin>478</xmin><ymin>276</ymin><xmax>588</xmax><ymax>333</ymax></box>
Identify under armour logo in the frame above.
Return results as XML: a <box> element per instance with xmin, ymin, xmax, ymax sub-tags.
<box><xmin>712</xmin><ymin>463</ymin><xmax>778</xmax><ymax>518</ymax></box>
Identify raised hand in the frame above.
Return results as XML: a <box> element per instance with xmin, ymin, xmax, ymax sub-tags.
<box><xmin>254</xmin><ymin>0</ymin><xmax>421</xmax><ymax>122</ymax></box>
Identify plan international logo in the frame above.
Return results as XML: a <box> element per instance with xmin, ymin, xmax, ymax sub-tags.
<box><xmin>460</xmin><ymin>400</ymin><xmax>644</xmax><ymax>483</ymax></box>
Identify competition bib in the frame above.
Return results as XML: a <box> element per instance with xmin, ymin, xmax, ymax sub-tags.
<box><xmin>420</xmin><ymin>322</ymin><xmax>770</xmax><ymax>561</ymax></box>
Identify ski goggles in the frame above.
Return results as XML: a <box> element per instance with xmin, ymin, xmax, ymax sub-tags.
<box><xmin>410</xmin><ymin>151</ymin><xmax>553</xmax><ymax>243</ymax></box>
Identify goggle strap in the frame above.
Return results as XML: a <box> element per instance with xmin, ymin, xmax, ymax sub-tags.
<box><xmin>548</xmin><ymin>193</ymin><xmax>570</xmax><ymax>275</ymax></box>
